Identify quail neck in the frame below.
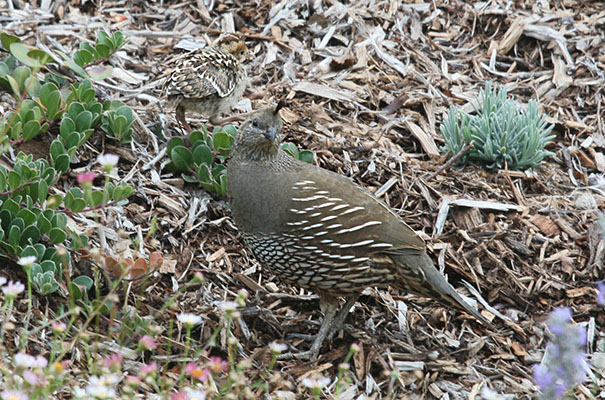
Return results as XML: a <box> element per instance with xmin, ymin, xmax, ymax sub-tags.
<box><xmin>231</xmin><ymin>106</ymin><xmax>285</xmax><ymax>162</ymax></box>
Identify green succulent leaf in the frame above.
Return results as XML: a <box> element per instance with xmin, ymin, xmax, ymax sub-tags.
<box><xmin>170</xmin><ymin>146</ymin><xmax>193</xmax><ymax>171</ymax></box>
<box><xmin>1</xmin><ymin>33</ymin><xmax>20</xmax><ymax>51</ymax></box>
<box><xmin>48</xmin><ymin>227</ymin><xmax>67</xmax><ymax>244</ymax></box>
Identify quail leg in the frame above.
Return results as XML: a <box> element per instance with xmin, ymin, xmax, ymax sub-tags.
<box><xmin>176</xmin><ymin>105</ymin><xmax>192</xmax><ymax>132</ymax></box>
<box><xmin>327</xmin><ymin>295</ymin><xmax>360</xmax><ymax>341</ymax></box>
<box><xmin>277</xmin><ymin>303</ymin><xmax>339</xmax><ymax>361</ymax></box>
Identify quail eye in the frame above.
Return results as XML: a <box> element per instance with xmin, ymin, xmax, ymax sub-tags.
<box><xmin>252</xmin><ymin>118</ymin><xmax>261</xmax><ymax>128</ymax></box>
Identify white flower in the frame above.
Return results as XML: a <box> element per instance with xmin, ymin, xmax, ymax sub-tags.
<box><xmin>269</xmin><ymin>342</ymin><xmax>288</xmax><ymax>353</ymax></box>
<box><xmin>186</xmin><ymin>389</ymin><xmax>206</xmax><ymax>400</ymax></box>
<box><xmin>32</xmin><ymin>355</ymin><xmax>48</xmax><ymax>368</ymax></box>
<box><xmin>177</xmin><ymin>313</ymin><xmax>202</xmax><ymax>327</ymax></box>
<box><xmin>3</xmin><ymin>281</ymin><xmax>25</xmax><ymax>298</ymax></box>
<box><xmin>0</xmin><ymin>277</ymin><xmax>6</xmax><ymax>286</ymax></box>
<box><xmin>72</xmin><ymin>387</ymin><xmax>86</xmax><ymax>398</ymax></box>
<box><xmin>1</xmin><ymin>390</ymin><xmax>29</xmax><ymax>400</ymax></box>
<box><xmin>85</xmin><ymin>383</ymin><xmax>116</xmax><ymax>399</ymax></box>
<box><xmin>302</xmin><ymin>376</ymin><xmax>330</xmax><ymax>389</ymax></box>
<box><xmin>219</xmin><ymin>301</ymin><xmax>238</xmax><ymax>312</ymax></box>
<box><xmin>14</xmin><ymin>352</ymin><xmax>36</xmax><ymax>368</ymax></box>
<box><xmin>88</xmin><ymin>374</ymin><xmax>120</xmax><ymax>387</ymax></box>
<box><xmin>97</xmin><ymin>154</ymin><xmax>119</xmax><ymax>168</ymax></box>
<box><xmin>17</xmin><ymin>256</ymin><xmax>36</xmax><ymax>267</ymax></box>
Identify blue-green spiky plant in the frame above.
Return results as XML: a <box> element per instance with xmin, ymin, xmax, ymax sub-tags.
<box><xmin>441</xmin><ymin>82</ymin><xmax>554</xmax><ymax>170</ymax></box>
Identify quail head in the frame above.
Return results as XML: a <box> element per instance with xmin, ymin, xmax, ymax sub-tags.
<box><xmin>227</xmin><ymin>104</ymin><xmax>491</xmax><ymax>360</ymax></box>
<box><xmin>162</xmin><ymin>35</ymin><xmax>248</xmax><ymax>131</ymax></box>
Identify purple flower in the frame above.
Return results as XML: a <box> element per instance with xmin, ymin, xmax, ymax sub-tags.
<box><xmin>597</xmin><ymin>281</ymin><xmax>605</xmax><ymax>306</ymax></box>
<box><xmin>533</xmin><ymin>307</ymin><xmax>589</xmax><ymax>399</ymax></box>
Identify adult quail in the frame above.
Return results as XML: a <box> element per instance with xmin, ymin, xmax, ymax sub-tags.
<box><xmin>227</xmin><ymin>104</ymin><xmax>491</xmax><ymax>360</ymax></box>
<box><xmin>162</xmin><ymin>35</ymin><xmax>248</xmax><ymax>131</ymax></box>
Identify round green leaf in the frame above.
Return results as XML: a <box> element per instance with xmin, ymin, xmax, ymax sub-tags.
<box><xmin>48</xmin><ymin>227</ymin><xmax>67</xmax><ymax>244</ymax></box>
<box><xmin>170</xmin><ymin>146</ymin><xmax>193</xmax><ymax>171</ymax></box>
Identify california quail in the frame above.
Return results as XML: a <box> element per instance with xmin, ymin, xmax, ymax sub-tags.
<box><xmin>162</xmin><ymin>35</ymin><xmax>248</xmax><ymax>131</ymax></box>
<box><xmin>227</xmin><ymin>104</ymin><xmax>491</xmax><ymax>360</ymax></box>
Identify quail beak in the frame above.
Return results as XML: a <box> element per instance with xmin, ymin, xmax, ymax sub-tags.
<box><xmin>275</xmin><ymin>100</ymin><xmax>286</xmax><ymax>114</ymax></box>
<box><xmin>263</xmin><ymin>127</ymin><xmax>276</xmax><ymax>142</ymax></box>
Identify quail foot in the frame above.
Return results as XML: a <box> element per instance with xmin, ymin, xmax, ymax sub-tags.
<box><xmin>162</xmin><ymin>35</ymin><xmax>248</xmax><ymax>131</ymax></box>
<box><xmin>227</xmin><ymin>104</ymin><xmax>491</xmax><ymax>360</ymax></box>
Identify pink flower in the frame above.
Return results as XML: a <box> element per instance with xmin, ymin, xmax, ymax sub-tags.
<box><xmin>139</xmin><ymin>335</ymin><xmax>157</xmax><ymax>350</ymax></box>
<box><xmin>52</xmin><ymin>322</ymin><xmax>67</xmax><ymax>333</ymax></box>
<box><xmin>22</xmin><ymin>370</ymin><xmax>40</xmax><ymax>385</ymax></box>
<box><xmin>125</xmin><ymin>375</ymin><xmax>141</xmax><ymax>387</ymax></box>
<box><xmin>139</xmin><ymin>362</ymin><xmax>157</xmax><ymax>377</ymax></box>
<box><xmin>184</xmin><ymin>362</ymin><xmax>210</xmax><ymax>382</ymax></box>
<box><xmin>207</xmin><ymin>356</ymin><xmax>228</xmax><ymax>373</ymax></box>
<box><xmin>76</xmin><ymin>171</ymin><xmax>95</xmax><ymax>184</ymax></box>
<box><xmin>170</xmin><ymin>391</ymin><xmax>188</xmax><ymax>400</ymax></box>
<box><xmin>102</xmin><ymin>353</ymin><xmax>122</xmax><ymax>371</ymax></box>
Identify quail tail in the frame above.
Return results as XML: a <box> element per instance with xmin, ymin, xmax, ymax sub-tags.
<box><xmin>394</xmin><ymin>251</ymin><xmax>492</xmax><ymax>326</ymax></box>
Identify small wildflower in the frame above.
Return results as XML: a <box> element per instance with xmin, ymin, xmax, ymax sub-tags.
<box><xmin>533</xmin><ymin>307</ymin><xmax>589</xmax><ymax>399</ymax></box>
<box><xmin>22</xmin><ymin>370</ymin><xmax>40</xmax><ymax>386</ymax></box>
<box><xmin>14</xmin><ymin>353</ymin><xmax>36</xmax><ymax>369</ymax></box>
<box><xmin>89</xmin><ymin>374</ymin><xmax>120</xmax><ymax>387</ymax></box>
<box><xmin>191</xmin><ymin>272</ymin><xmax>204</xmax><ymax>283</ymax></box>
<box><xmin>76</xmin><ymin>172</ymin><xmax>95</xmax><ymax>189</ymax></box>
<box><xmin>52</xmin><ymin>322</ymin><xmax>67</xmax><ymax>334</ymax></box>
<box><xmin>170</xmin><ymin>391</ymin><xmax>188</xmax><ymax>400</ymax></box>
<box><xmin>139</xmin><ymin>362</ymin><xmax>157</xmax><ymax>376</ymax></box>
<box><xmin>269</xmin><ymin>341</ymin><xmax>288</xmax><ymax>354</ymax></box>
<box><xmin>85</xmin><ymin>383</ymin><xmax>116</xmax><ymax>399</ymax></box>
<box><xmin>597</xmin><ymin>281</ymin><xmax>605</xmax><ymax>306</ymax></box>
<box><xmin>139</xmin><ymin>334</ymin><xmax>157</xmax><ymax>350</ymax></box>
<box><xmin>207</xmin><ymin>356</ymin><xmax>228</xmax><ymax>373</ymax></box>
<box><xmin>236</xmin><ymin>289</ymin><xmax>248</xmax><ymax>307</ymax></box>
<box><xmin>17</xmin><ymin>256</ymin><xmax>36</xmax><ymax>267</ymax></box>
<box><xmin>51</xmin><ymin>361</ymin><xmax>66</xmax><ymax>374</ymax></box>
<box><xmin>102</xmin><ymin>353</ymin><xmax>123</xmax><ymax>371</ymax></box>
<box><xmin>32</xmin><ymin>355</ymin><xmax>47</xmax><ymax>369</ymax></box>
<box><xmin>185</xmin><ymin>362</ymin><xmax>210</xmax><ymax>382</ymax></box>
<box><xmin>338</xmin><ymin>362</ymin><xmax>350</xmax><ymax>371</ymax></box>
<box><xmin>125</xmin><ymin>375</ymin><xmax>141</xmax><ymax>387</ymax></box>
<box><xmin>177</xmin><ymin>313</ymin><xmax>202</xmax><ymax>327</ymax></box>
<box><xmin>302</xmin><ymin>376</ymin><xmax>331</xmax><ymax>390</ymax></box>
<box><xmin>1</xmin><ymin>390</ymin><xmax>29</xmax><ymax>400</ymax></box>
<box><xmin>350</xmin><ymin>343</ymin><xmax>360</xmax><ymax>354</ymax></box>
<box><xmin>97</xmin><ymin>154</ymin><xmax>119</xmax><ymax>172</ymax></box>
<box><xmin>3</xmin><ymin>281</ymin><xmax>25</xmax><ymax>298</ymax></box>
<box><xmin>186</xmin><ymin>389</ymin><xmax>206</xmax><ymax>400</ymax></box>
<box><xmin>219</xmin><ymin>301</ymin><xmax>238</xmax><ymax>313</ymax></box>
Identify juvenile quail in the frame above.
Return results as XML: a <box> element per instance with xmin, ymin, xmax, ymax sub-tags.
<box><xmin>227</xmin><ymin>104</ymin><xmax>491</xmax><ymax>360</ymax></box>
<box><xmin>162</xmin><ymin>35</ymin><xmax>248</xmax><ymax>131</ymax></box>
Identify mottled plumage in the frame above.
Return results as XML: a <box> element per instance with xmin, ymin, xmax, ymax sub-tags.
<box><xmin>227</xmin><ymin>105</ymin><xmax>491</xmax><ymax>360</ymax></box>
<box><xmin>162</xmin><ymin>36</ymin><xmax>247</xmax><ymax>129</ymax></box>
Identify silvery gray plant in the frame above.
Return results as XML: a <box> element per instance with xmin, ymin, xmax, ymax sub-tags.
<box><xmin>441</xmin><ymin>82</ymin><xmax>555</xmax><ymax>170</ymax></box>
